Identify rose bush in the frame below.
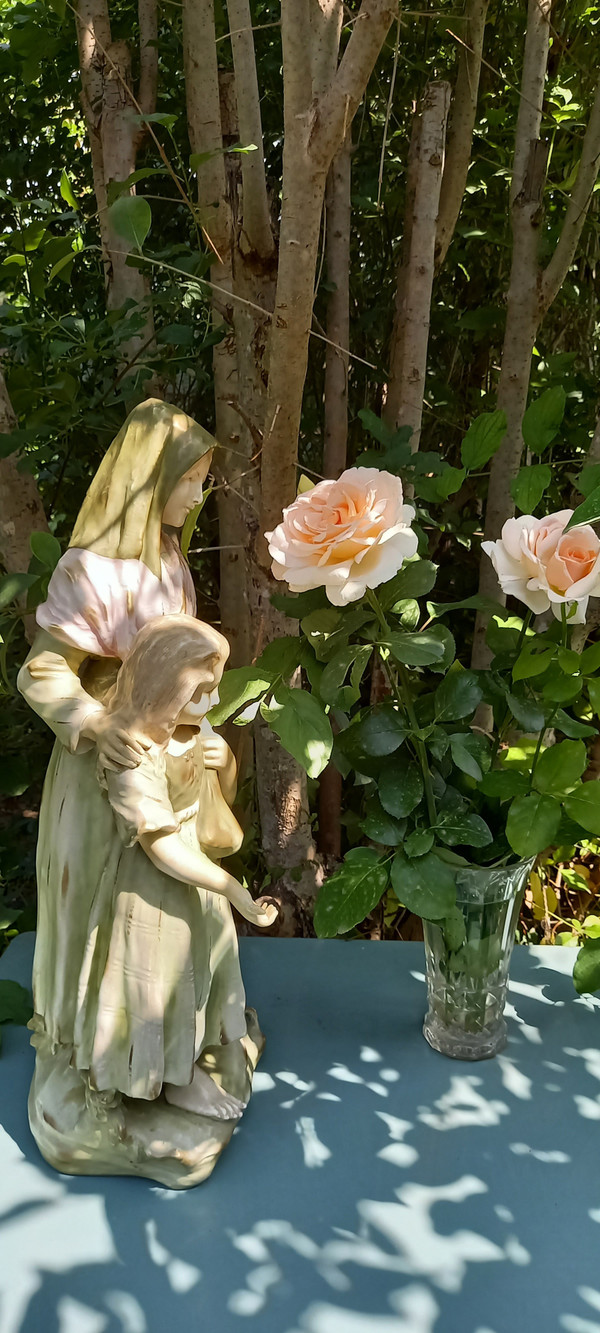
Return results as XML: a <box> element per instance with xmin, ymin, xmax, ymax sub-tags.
<box><xmin>482</xmin><ymin>511</ymin><xmax>600</xmax><ymax>624</ymax></box>
<box><xmin>265</xmin><ymin>467</ymin><xmax>418</xmax><ymax>606</ymax></box>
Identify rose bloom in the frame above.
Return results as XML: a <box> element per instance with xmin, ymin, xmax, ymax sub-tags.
<box><xmin>482</xmin><ymin>509</ymin><xmax>600</xmax><ymax>624</ymax></box>
<box><xmin>265</xmin><ymin>467</ymin><xmax>418</xmax><ymax>607</ymax></box>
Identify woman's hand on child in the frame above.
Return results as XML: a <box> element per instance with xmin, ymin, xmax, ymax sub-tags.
<box><xmin>82</xmin><ymin>711</ymin><xmax>150</xmax><ymax>772</ymax></box>
<box><xmin>201</xmin><ymin>734</ymin><xmax>231</xmax><ymax>771</ymax></box>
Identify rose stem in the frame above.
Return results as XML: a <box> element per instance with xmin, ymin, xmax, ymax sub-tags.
<box><xmin>366</xmin><ymin>590</ymin><xmax>438</xmax><ymax>828</ymax></box>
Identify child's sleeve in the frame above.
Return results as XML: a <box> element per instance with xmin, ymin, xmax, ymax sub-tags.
<box><xmin>103</xmin><ymin>749</ymin><xmax>179</xmax><ymax>848</ymax></box>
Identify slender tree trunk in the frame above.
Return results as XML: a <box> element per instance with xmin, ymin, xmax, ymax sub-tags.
<box><xmin>323</xmin><ymin>136</ymin><xmax>351</xmax><ymax>478</ymax></box>
<box><xmin>0</xmin><ymin>371</ymin><xmax>49</xmax><ymax>643</ymax></box>
<box><xmin>74</xmin><ymin>0</ymin><xmax>158</xmax><ymax>367</ymax></box>
<box><xmin>383</xmin><ymin>81</ymin><xmax>450</xmax><ymax>448</ymax></box>
<box><xmin>435</xmin><ymin>0</ymin><xmax>489</xmax><ymax>269</ymax></box>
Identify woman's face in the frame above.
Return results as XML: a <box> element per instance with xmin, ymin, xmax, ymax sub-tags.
<box><xmin>162</xmin><ymin>454</ymin><xmax>213</xmax><ymax>528</ymax></box>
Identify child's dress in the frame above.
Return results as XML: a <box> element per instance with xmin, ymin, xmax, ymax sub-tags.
<box><xmin>76</xmin><ymin>730</ymin><xmax>247</xmax><ymax>1100</ymax></box>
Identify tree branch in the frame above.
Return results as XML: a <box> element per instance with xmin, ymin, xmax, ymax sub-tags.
<box><xmin>540</xmin><ymin>73</ymin><xmax>600</xmax><ymax>312</ymax></box>
<box><xmin>311</xmin><ymin>0</ymin><xmax>397</xmax><ymax>169</ymax></box>
<box><xmin>281</xmin><ymin>0</ymin><xmax>313</xmax><ymax>123</ymax></box>
<box><xmin>310</xmin><ymin>0</ymin><xmax>344</xmax><ymax>96</ymax></box>
<box><xmin>510</xmin><ymin>0</ymin><xmax>550</xmax><ymax>205</ymax></box>
<box><xmin>137</xmin><ymin>0</ymin><xmax>158</xmax><ymax>118</ymax></box>
<box><xmin>226</xmin><ymin>0</ymin><xmax>275</xmax><ymax>259</ymax></box>
<box><xmin>435</xmin><ymin>0</ymin><xmax>489</xmax><ymax>268</ymax></box>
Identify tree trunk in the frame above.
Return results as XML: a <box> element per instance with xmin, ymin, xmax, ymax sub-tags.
<box><xmin>435</xmin><ymin>0</ymin><xmax>489</xmax><ymax>269</ymax></box>
<box><xmin>74</xmin><ymin>0</ymin><xmax>158</xmax><ymax>369</ymax></box>
<box><xmin>0</xmin><ymin>371</ymin><xmax>49</xmax><ymax>643</ymax></box>
<box><xmin>383</xmin><ymin>81</ymin><xmax>451</xmax><ymax>448</ymax></box>
<box><xmin>323</xmin><ymin>136</ymin><xmax>351</xmax><ymax>478</ymax></box>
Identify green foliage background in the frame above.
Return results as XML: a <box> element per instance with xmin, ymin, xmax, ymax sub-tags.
<box><xmin>1</xmin><ymin>0</ymin><xmax>600</xmax><ymax>940</ymax></box>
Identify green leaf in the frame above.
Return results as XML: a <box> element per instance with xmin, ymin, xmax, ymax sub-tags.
<box><xmin>506</xmin><ymin>793</ymin><xmax>561</xmax><ymax>856</ymax></box>
<box><xmin>0</xmin><ymin>571</ymin><xmax>37</xmax><ymax>610</ymax></box>
<box><xmin>59</xmin><ymin>168</ymin><xmax>78</xmax><ymax>210</ymax></box>
<box><xmin>587</xmin><ymin>676</ymin><xmax>600</xmax><ymax>716</ymax></box>
<box><xmin>573</xmin><ymin>938</ymin><xmax>600</xmax><ymax>995</ymax></box>
<box><xmin>580</xmin><ymin>641</ymin><xmax>600</xmax><ymax>674</ymax></box>
<box><xmin>443</xmin><ymin>907</ymin><xmax>467</xmax><ymax>951</ymax></box>
<box><xmin>300</xmin><ymin>607</ymin><xmax>341</xmax><ymax>656</ymax></box>
<box><xmin>108</xmin><ymin>196</ymin><xmax>152</xmax><ymax>250</ymax></box>
<box><xmin>30</xmin><ymin>531</ymin><xmax>61</xmax><ymax>570</ymax></box>
<box><xmin>460</xmin><ymin>410</ymin><xmax>507</xmax><ymax>470</ymax></box>
<box><xmin>428</xmin><ymin>594</ymin><xmax>505</xmax><ymax>620</ymax></box>
<box><xmin>449</xmin><ymin>732</ymin><xmax>489</xmax><ymax>782</ymax></box>
<box><xmin>480</xmin><ymin>769</ymin><xmax>529</xmax><ymax>800</ymax></box>
<box><xmin>565</xmin><ymin>484</ymin><xmax>600</xmax><ymax>532</ymax></box>
<box><xmin>424</xmin><ymin>624</ymin><xmax>456</xmax><ymax>672</ymax></box>
<box><xmin>533</xmin><ymin>740</ymin><xmax>587</xmax><ymax>795</ymax></box>
<box><xmin>314</xmin><ymin>848</ymin><xmax>389</xmax><ymax>938</ymax></box>
<box><xmin>361</xmin><ymin>796</ymin><xmax>406</xmax><ymax>846</ymax></box>
<box><xmin>510</xmin><ymin>464</ymin><xmax>552</xmax><ymax>513</ymax></box>
<box><xmin>557</xmin><ymin>647</ymin><xmax>580</xmax><ymax>675</ymax></box>
<box><xmin>522</xmin><ymin>387</ymin><xmax>566</xmax><ymax>455</ymax></box>
<box><xmin>554</xmin><ymin>709</ymin><xmax>596</xmax><ymax>739</ymax></box>
<box><xmin>379</xmin><ymin>559</ymin><xmax>437</xmax><ymax>609</ymax></box>
<box><xmin>379</xmin><ymin>752</ymin><xmax>424</xmax><ymax>818</ymax></box>
<box><xmin>261</xmin><ymin>685</ymin><xmax>333</xmax><ymax>778</ymax></box>
<box><xmin>340</xmin><ymin>701</ymin><xmax>407</xmax><ymax>762</ymax></box>
<box><xmin>434</xmin><ymin>667</ymin><xmax>483</xmax><ymax>722</ymax></box>
<box><xmin>506</xmin><ymin>692</ymin><xmax>545</xmax><ymax>732</ymax></box>
<box><xmin>320</xmin><ymin>644</ymin><xmax>372</xmax><ymax>706</ymax></box>
<box><xmin>541</xmin><ymin>666</ymin><xmax>582</xmax><ymax>704</ymax></box>
<box><xmin>564</xmin><ymin>783</ymin><xmax>600</xmax><ymax>836</ymax></box>
<box><xmin>435</xmin><ymin>811</ymin><xmax>493</xmax><ymax>848</ymax></box>
<box><xmin>387</xmin><ymin>630</ymin><xmax>446</xmax><ymax>667</ymax></box>
<box><xmin>513</xmin><ymin>644</ymin><xmax>555</xmax><ymax>682</ymax></box>
<box><xmin>0</xmin><ymin>979</ymin><xmax>33</xmax><ymax>1026</ymax></box>
<box><xmin>390</xmin><ymin>851</ymin><xmax>456</xmax><ymax>920</ymax></box>
<box><xmin>208</xmin><ymin>667</ymin><xmax>273</xmax><ymax>725</ymax></box>
<box><xmin>404</xmin><ymin>829</ymin><xmax>434</xmax><ymax>858</ymax></box>
<box><xmin>271</xmin><ymin>587</ymin><xmax>329</xmax><ymax>619</ymax></box>
<box><xmin>256</xmin><ymin>636</ymin><xmax>300</xmax><ymax>680</ymax></box>
<box><xmin>575</xmin><ymin>465</ymin><xmax>600</xmax><ymax>500</ymax></box>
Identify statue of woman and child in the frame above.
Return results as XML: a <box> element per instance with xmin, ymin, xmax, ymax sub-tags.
<box><xmin>18</xmin><ymin>400</ymin><xmax>277</xmax><ymax>1188</ymax></box>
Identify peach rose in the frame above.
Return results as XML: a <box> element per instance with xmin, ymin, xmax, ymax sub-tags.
<box><xmin>482</xmin><ymin>510</ymin><xmax>600</xmax><ymax>624</ymax></box>
<box><xmin>265</xmin><ymin>467</ymin><xmax>418</xmax><ymax>607</ymax></box>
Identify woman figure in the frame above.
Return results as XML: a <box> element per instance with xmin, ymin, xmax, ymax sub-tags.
<box><xmin>19</xmin><ymin>400</ymin><xmax>269</xmax><ymax>1186</ymax></box>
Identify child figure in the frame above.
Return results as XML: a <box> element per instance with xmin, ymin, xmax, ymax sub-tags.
<box><xmin>72</xmin><ymin>614</ymin><xmax>276</xmax><ymax>1124</ymax></box>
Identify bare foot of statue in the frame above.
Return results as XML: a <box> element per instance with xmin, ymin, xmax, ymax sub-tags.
<box><xmin>164</xmin><ymin>1065</ymin><xmax>246</xmax><ymax>1120</ymax></box>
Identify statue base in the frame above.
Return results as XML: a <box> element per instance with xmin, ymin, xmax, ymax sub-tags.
<box><xmin>28</xmin><ymin>1008</ymin><xmax>265</xmax><ymax>1189</ymax></box>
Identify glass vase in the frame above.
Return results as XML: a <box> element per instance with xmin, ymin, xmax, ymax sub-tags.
<box><xmin>422</xmin><ymin>858</ymin><xmax>534</xmax><ymax>1061</ymax></box>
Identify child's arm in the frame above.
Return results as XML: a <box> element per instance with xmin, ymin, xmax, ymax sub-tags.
<box><xmin>140</xmin><ymin>829</ymin><xmax>277</xmax><ymax>928</ymax></box>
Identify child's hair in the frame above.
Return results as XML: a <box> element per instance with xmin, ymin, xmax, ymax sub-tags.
<box><xmin>105</xmin><ymin>614</ymin><xmax>229</xmax><ymax>741</ymax></box>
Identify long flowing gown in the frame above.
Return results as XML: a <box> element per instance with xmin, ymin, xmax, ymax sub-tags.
<box><xmin>19</xmin><ymin>535</ymin><xmax>249</xmax><ymax>1101</ymax></box>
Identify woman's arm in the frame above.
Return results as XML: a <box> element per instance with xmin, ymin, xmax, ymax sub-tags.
<box><xmin>18</xmin><ymin>630</ymin><xmax>147</xmax><ymax>769</ymax></box>
<box><xmin>140</xmin><ymin>829</ymin><xmax>277</xmax><ymax>927</ymax></box>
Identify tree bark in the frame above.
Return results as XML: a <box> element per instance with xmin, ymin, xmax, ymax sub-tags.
<box><xmin>74</xmin><ymin>0</ymin><xmax>158</xmax><ymax>367</ymax></box>
<box><xmin>435</xmin><ymin>0</ymin><xmax>489</xmax><ymax>269</ymax></box>
<box><xmin>323</xmin><ymin>136</ymin><xmax>351</xmax><ymax>478</ymax></box>
<box><xmin>383</xmin><ymin>81</ymin><xmax>451</xmax><ymax>449</ymax></box>
<box><xmin>0</xmin><ymin>371</ymin><xmax>49</xmax><ymax>643</ymax></box>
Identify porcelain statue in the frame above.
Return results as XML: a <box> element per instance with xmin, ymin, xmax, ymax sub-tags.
<box><xmin>18</xmin><ymin>399</ymin><xmax>276</xmax><ymax>1188</ymax></box>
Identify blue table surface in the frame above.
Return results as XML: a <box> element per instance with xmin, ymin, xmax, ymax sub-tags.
<box><xmin>1</xmin><ymin>934</ymin><xmax>599</xmax><ymax>1333</ymax></box>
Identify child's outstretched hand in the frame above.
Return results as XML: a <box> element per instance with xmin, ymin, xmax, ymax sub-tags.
<box><xmin>227</xmin><ymin>880</ymin><xmax>278</xmax><ymax>929</ymax></box>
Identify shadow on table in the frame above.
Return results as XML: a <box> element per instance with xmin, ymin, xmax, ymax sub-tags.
<box><xmin>1</xmin><ymin>935</ymin><xmax>600</xmax><ymax>1333</ymax></box>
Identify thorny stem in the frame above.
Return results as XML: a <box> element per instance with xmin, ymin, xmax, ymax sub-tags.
<box><xmin>366</xmin><ymin>590</ymin><xmax>438</xmax><ymax>828</ymax></box>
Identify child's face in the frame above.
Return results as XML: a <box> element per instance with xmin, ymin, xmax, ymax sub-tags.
<box><xmin>177</xmin><ymin>673</ymin><xmax>221</xmax><ymax>725</ymax></box>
